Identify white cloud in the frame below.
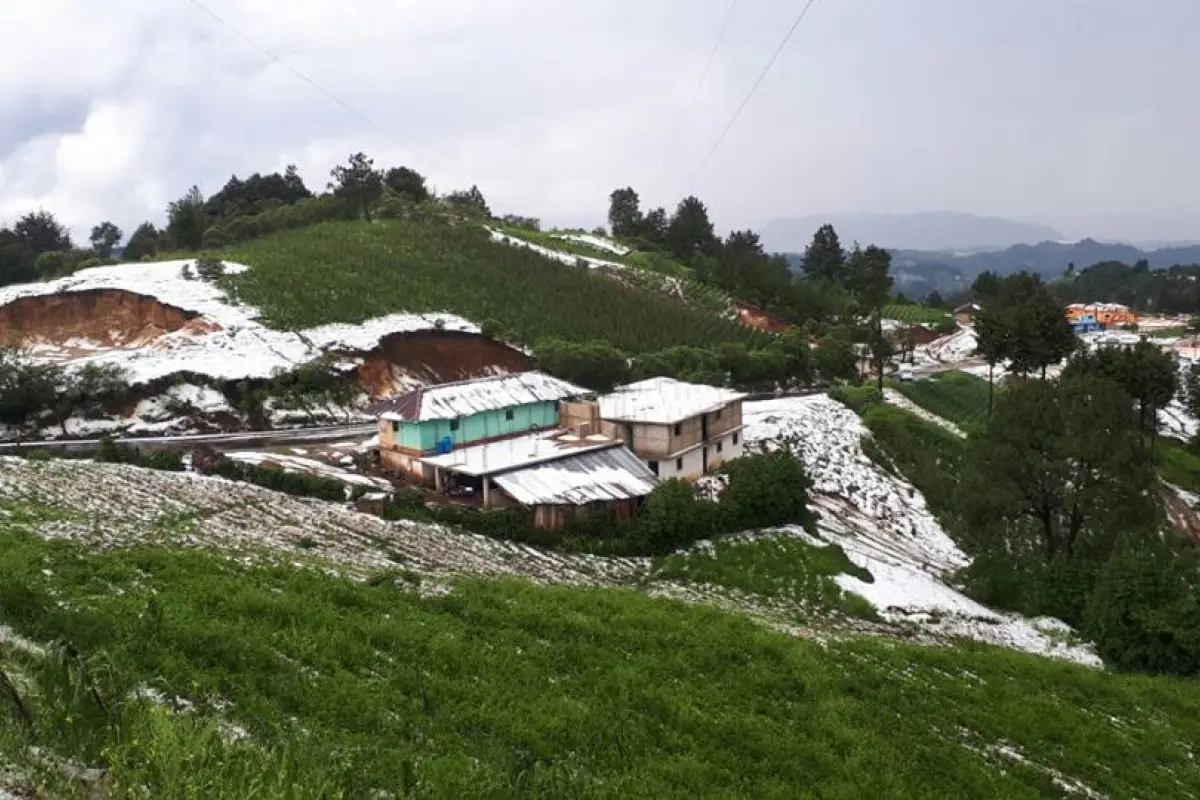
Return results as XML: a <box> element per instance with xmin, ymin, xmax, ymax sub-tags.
<box><xmin>1</xmin><ymin>0</ymin><xmax>1200</xmax><ymax>242</ymax></box>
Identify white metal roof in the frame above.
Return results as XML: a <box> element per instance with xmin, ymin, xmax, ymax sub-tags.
<box><xmin>377</xmin><ymin>371</ymin><xmax>589</xmax><ymax>422</ymax></box>
<box><xmin>597</xmin><ymin>377</ymin><xmax>746</xmax><ymax>425</ymax></box>
<box><xmin>419</xmin><ymin>429</ymin><xmax>617</xmax><ymax>476</ymax></box>
<box><xmin>492</xmin><ymin>445</ymin><xmax>658</xmax><ymax>506</ymax></box>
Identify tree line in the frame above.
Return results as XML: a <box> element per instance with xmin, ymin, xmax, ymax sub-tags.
<box><xmin>0</xmin><ymin>153</ymin><xmax>494</xmax><ymax>288</ymax></box>
<box><xmin>606</xmin><ymin>187</ymin><xmax>899</xmax><ymax>387</ymax></box>
<box><xmin>1056</xmin><ymin>260</ymin><xmax>1200</xmax><ymax>315</ymax></box>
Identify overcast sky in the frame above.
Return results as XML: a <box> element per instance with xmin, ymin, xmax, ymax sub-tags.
<box><xmin>1</xmin><ymin>0</ymin><xmax>1197</xmax><ymax>243</ymax></box>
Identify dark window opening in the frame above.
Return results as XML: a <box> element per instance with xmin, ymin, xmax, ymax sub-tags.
<box><xmin>675</xmin><ymin>457</ymin><xmax>683</xmax><ymax>470</ymax></box>
<box><xmin>733</xmin><ymin>433</ymin><xmax>739</xmax><ymax>445</ymax></box>
<box><xmin>717</xmin><ymin>442</ymin><xmax>723</xmax><ymax>453</ymax></box>
<box><xmin>505</xmin><ymin>409</ymin><xmax>514</xmax><ymax>421</ymax></box>
<box><xmin>716</xmin><ymin>409</ymin><xmax>722</xmax><ymax>420</ymax></box>
<box><xmin>673</xmin><ymin>423</ymin><xmax>682</xmax><ymax>436</ymax></box>
<box><xmin>648</xmin><ymin>460</ymin><xmax>659</xmax><ymax>475</ymax></box>
<box><xmin>449</xmin><ymin>419</ymin><xmax>460</xmax><ymax>432</ymax></box>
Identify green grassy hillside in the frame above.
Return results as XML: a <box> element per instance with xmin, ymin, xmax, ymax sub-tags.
<box><xmin>3</xmin><ymin>528</ymin><xmax>1199</xmax><ymax>798</ymax></box>
<box><xmin>883</xmin><ymin>303</ymin><xmax>953</xmax><ymax>326</ymax></box>
<box><xmin>890</xmin><ymin>371</ymin><xmax>993</xmax><ymax>434</ymax></box>
<box><xmin>222</xmin><ymin>220</ymin><xmax>767</xmax><ymax>354</ymax></box>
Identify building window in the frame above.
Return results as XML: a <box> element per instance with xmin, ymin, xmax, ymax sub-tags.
<box><xmin>716</xmin><ymin>409</ymin><xmax>722</xmax><ymax>420</ymax></box>
<box><xmin>675</xmin><ymin>457</ymin><xmax>683</xmax><ymax>470</ymax></box>
<box><xmin>505</xmin><ymin>409</ymin><xmax>514</xmax><ymax>421</ymax></box>
<box><xmin>717</xmin><ymin>442</ymin><xmax>723</xmax><ymax>453</ymax></box>
<box><xmin>648</xmin><ymin>460</ymin><xmax>659</xmax><ymax>476</ymax></box>
<box><xmin>733</xmin><ymin>433</ymin><xmax>739</xmax><ymax>445</ymax></box>
<box><xmin>673</xmin><ymin>423</ymin><xmax>681</xmax><ymax>436</ymax></box>
<box><xmin>449</xmin><ymin>419</ymin><xmax>460</xmax><ymax>432</ymax></box>
<box><xmin>393</xmin><ymin>422</ymin><xmax>401</xmax><ymax>433</ymax></box>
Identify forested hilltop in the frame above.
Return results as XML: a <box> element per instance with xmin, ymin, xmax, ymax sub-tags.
<box><xmin>0</xmin><ymin>158</ymin><xmax>920</xmax><ymax>395</ymax></box>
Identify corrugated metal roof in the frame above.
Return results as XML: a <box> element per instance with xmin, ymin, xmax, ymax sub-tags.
<box><xmin>419</xmin><ymin>429</ymin><xmax>618</xmax><ymax>476</ymax></box>
<box><xmin>373</xmin><ymin>371</ymin><xmax>589</xmax><ymax>422</ymax></box>
<box><xmin>597</xmin><ymin>377</ymin><xmax>746</xmax><ymax>425</ymax></box>
<box><xmin>492</xmin><ymin>445</ymin><xmax>658</xmax><ymax>506</ymax></box>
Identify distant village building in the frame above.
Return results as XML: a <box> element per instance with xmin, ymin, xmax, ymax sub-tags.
<box><xmin>1066</xmin><ymin>302</ymin><xmax>1137</xmax><ymax>330</ymax></box>
<box><xmin>954</xmin><ymin>302</ymin><xmax>981</xmax><ymax>325</ymax></box>
<box><xmin>595</xmin><ymin>377</ymin><xmax>747</xmax><ymax>480</ymax></box>
<box><xmin>1069</xmin><ymin>311</ymin><xmax>1103</xmax><ymax>335</ymax></box>
<box><xmin>370</xmin><ymin>372</ymin><xmax>658</xmax><ymax>531</ymax></box>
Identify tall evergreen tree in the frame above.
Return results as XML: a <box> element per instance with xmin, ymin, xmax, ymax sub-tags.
<box><xmin>166</xmin><ymin>186</ymin><xmax>207</xmax><ymax>251</ymax></box>
<box><xmin>89</xmin><ymin>221</ymin><xmax>123</xmax><ymax>257</ymax></box>
<box><xmin>329</xmin><ymin>152</ymin><xmax>384</xmax><ymax>221</ymax></box>
<box><xmin>13</xmin><ymin>210</ymin><xmax>72</xmax><ymax>256</ymax></box>
<box><xmin>664</xmin><ymin>196</ymin><xmax>718</xmax><ymax>263</ymax></box>
<box><xmin>640</xmin><ymin>206</ymin><xmax>668</xmax><ymax>244</ymax></box>
<box><xmin>123</xmin><ymin>222</ymin><xmax>161</xmax><ymax>261</ymax></box>
<box><xmin>607</xmin><ymin>187</ymin><xmax>643</xmax><ymax>238</ymax></box>
<box><xmin>801</xmin><ymin>224</ymin><xmax>847</xmax><ymax>285</ymax></box>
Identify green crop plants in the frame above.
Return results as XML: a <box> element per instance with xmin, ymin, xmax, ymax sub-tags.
<box><xmin>223</xmin><ymin>220</ymin><xmax>766</xmax><ymax>354</ymax></box>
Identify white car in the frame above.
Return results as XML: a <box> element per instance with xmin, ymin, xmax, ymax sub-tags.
<box><xmin>898</xmin><ymin>365</ymin><xmax>915</xmax><ymax>382</ymax></box>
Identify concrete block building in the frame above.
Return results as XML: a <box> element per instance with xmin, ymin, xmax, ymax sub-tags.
<box><xmin>596</xmin><ymin>377</ymin><xmax>747</xmax><ymax>480</ymax></box>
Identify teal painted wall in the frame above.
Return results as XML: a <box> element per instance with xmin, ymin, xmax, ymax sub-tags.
<box><xmin>396</xmin><ymin>401</ymin><xmax>559</xmax><ymax>451</ymax></box>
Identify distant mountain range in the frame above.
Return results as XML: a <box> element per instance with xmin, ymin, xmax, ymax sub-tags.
<box><xmin>761</xmin><ymin>212</ymin><xmax>1064</xmax><ymax>253</ymax></box>
<box><xmin>780</xmin><ymin>237</ymin><xmax>1200</xmax><ymax>298</ymax></box>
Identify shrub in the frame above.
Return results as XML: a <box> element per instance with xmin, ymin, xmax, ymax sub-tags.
<box><xmin>0</xmin><ymin>346</ymin><xmax>61</xmax><ymax>432</ymax></box>
<box><xmin>832</xmin><ymin>385</ymin><xmax>882</xmax><ymax>414</ymax></box>
<box><xmin>720</xmin><ymin>448</ymin><xmax>813</xmax><ymax>531</ymax></box>
<box><xmin>198</xmin><ymin>456</ymin><xmax>347</xmax><ymax>502</ymax></box>
<box><xmin>194</xmin><ymin>257</ymin><xmax>226</xmax><ymax>282</ymax></box>
<box><xmin>94</xmin><ymin>439</ymin><xmax>185</xmax><ymax>472</ymax></box>
<box><xmin>1083</xmin><ymin>547</ymin><xmax>1200</xmax><ymax>676</ymax></box>
<box><xmin>201</xmin><ymin>226</ymin><xmax>231</xmax><ymax>249</ymax></box>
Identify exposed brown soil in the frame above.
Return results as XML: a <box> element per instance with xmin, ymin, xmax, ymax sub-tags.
<box><xmin>733</xmin><ymin>301</ymin><xmax>790</xmax><ymax>334</ymax></box>
<box><xmin>356</xmin><ymin>330</ymin><xmax>533</xmax><ymax>399</ymax></box>
<box><xmin>0</xmin><ymin>288</ymin><xmax>220</xmax><ymax>348</ymax></box>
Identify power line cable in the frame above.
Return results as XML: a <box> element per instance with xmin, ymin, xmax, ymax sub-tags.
<box><xmin>680</xmin><ymin>0</ymin><xmax>820</xmax><ymax>192</ymax></box>
<box><xmin>654</xmin><ymin>0</ymin><xmax>740</xmax><ymax>191</ymax></box>
<box><xmin>184</xmin><ymin>0</ymin><xmax>438</xmax><ymax>169</ymax></box>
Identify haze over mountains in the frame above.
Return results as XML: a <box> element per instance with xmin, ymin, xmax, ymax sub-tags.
<box><xmin>766</xmin><ymin>211</ymin><xmax>1200</xmax><ymax>297</ymax></box>
<box><xmin>761</xmin><ymin>212</ymin><xmax>1066</xmax><ymax>253</ymax></box>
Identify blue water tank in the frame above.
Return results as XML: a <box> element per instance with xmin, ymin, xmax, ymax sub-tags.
<box><xmin>439</xmin><ymin>436</ymin><xmax>453</xmax><ymax>454</ymax></box>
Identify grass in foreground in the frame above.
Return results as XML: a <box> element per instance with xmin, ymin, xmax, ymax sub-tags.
<box><xmin>222</xmin><ymin>220</ymin><xmax>764</xmax><ymax>353</ymax></box>
<box><xmin>652</xmin><ymin>533</ymin><xmax>879</xmax><ymax>620</ymax></box>
<box><xmin>2</xmin><ymin>529</ymin><xmax>1200</xmax><ymax>798</ymax></box>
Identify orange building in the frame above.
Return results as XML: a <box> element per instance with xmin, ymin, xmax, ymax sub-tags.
<box><xmin>1065</xmin><ymin>303</ymin><xmax>1138</xmax><ymax>328</ymax></box>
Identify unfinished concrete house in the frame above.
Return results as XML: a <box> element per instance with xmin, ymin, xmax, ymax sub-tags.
<box><xmin>595</xmin><ymin>377</ymin><xmax>747</xmax><ymax>481</ymax></box>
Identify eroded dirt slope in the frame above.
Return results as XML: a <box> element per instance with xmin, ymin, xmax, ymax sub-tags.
<box><xmin>355</xmin><ymin>330</ymin><xmax>533</xmax><ymax>398</ymax></box>
<box><xmin>0</xmin><ymin>289</ymin><xmax>220</xmax><ymax>350</ymax></box>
